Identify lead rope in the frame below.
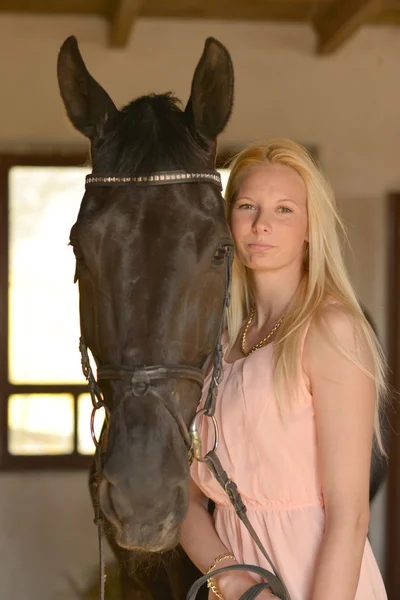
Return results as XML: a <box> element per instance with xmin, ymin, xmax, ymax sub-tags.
<box><xmin>188</xmin><ymin>451</ymin><xmax>292</xmax><ymax>599</ymax></box>
<box><xmin>202</xmin><ymin>451</ymin><xmax>291</xmax><ymax>600</ymax></box>
<box><xmin>80</xmin><ymin>339</ymin><xmax>109</xmax><ymax>600</ymax></box>
<box><xmin>188</xmin><ymin>249</ymin><xmax>292</xmax><ymax>600</ymax></box>
<box><xmin>92</xmin><ymin>455</ymin><xmax>106</xmax><ymax>600</ymax></box>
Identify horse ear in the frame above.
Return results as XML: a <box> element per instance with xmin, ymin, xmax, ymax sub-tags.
<box><xmin>185</xmin><ymin>37</ymin><xmax>234</xmax><ymax>140</ymax></box>
<box><xmin>57</xmin><ymin>36</ymin><xmax>118</xmax><ymax>140</ymax></box>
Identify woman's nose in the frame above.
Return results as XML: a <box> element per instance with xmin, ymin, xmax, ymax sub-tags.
<box><xmin>252</xmin><ymin>212</ymin><xmax>272</xmax><ymax>233</ymax></box>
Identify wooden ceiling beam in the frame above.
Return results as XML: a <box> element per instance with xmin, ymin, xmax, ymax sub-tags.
<box><xmin>108</xmin><ymin>0</ymin><xmax>143</xmax><ymax>48</ymax></box>
<box><xmin>313</xmin><ymin>0</ymin><xmax>384</xmax><ymax>55</ymax></box>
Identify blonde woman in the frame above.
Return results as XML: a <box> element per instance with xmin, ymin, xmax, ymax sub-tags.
<box><xmin>180</xmin><ymin>139</ymin><xmax>387</xmax><ymax>600</ymax></box>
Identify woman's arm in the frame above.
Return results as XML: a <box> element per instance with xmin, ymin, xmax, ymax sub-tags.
<box><xmin>180</xmin><ymin>479</ymin><xmax>277</xmax><ymax>599</ymax></box>
<box><xmin>303</xmin><ymin>305</ymin><xmax>375</xmax><ymax>600</ymax></box>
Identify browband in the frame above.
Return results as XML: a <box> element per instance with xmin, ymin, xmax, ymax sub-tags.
<box><xmin>85</xmin><ymin>170</ymin><xmax>222</xmax><ymax>189</ymax></box>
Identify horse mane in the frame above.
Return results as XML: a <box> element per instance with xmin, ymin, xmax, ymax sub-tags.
<box><xmin>94</xmin><ymin>93</ymin><xmax>210</xmax><ymax>175</ymax></box>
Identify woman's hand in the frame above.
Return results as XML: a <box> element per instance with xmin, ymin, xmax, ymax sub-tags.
<box><xmin>215</xmin><ymin>571</ymin><xmax>279</xmax><ymax>600</ymax></box>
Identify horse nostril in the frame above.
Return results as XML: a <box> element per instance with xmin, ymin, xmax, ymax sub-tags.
<box><xmin>176</xmin><ymin>484</ymin><xmax>184</xmax><ymax>506</ymax></box>
<box><xmin>174</xmin><ymin>483</ymin><xmax>188</xmax><ymax>520</ymax></box>
<box><xmin>98</xmin><ymin>479</ymin><xmax>120</xmax><ymax>526</ymax></box>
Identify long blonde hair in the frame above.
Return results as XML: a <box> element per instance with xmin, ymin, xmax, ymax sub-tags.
<box><xmin>224</xmin><ymin>139</ymin><xmax>387</xmax><ymax>453</ymax></box>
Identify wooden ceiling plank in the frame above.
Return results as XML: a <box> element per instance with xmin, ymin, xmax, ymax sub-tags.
<box><xmin>109</xmin><ymin>0</ymin><xmax>143</xmax><ymax>48</ymax></box>
<box><xmin>0</xmin><ymin>0</ymin><xmax>332</xmax><ymax>22</ymax></box>
<box><xmin>313</xmin><ymin>0</ymin><xmax>384</xmax><ymax>55</ymax></box>
<box><xmin>0</xmin><ymin>0</ymin><xmax>398</xmax><ymax>43</ymax></box>
<box><xmin>0</xmin><ymin>0</ymin><xmax>108</xmax><ymax>13</ymax></box>
<box><xmin>139</xmin><ymin>1</ymin><xmax>329</xmax><ymax>22</ymax></box>
<box><xmin>373</xmin><ymin>7</ymin><xmax>400</xmax><ymax>24</ymax></box>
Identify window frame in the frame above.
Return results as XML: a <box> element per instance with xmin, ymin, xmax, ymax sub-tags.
<box><xmin>386</xmin><ymin>192</ymin><xmax>400</xmax><ymax>597</ymax></box>
<box><xmin>0</xmin><ymin>153</ymin><xmax>92</xmax><ymax>470</ymax></box>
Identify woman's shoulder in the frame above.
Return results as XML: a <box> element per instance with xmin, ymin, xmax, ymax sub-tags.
<box><xmin>313</xmin><ymin>298</ymin><xmax>355</xmax><ymax>327</ymax></box>
<box><xmin>299</xmin><ymin>297</ymin><xmax>352</xmax><ymax>342</ymax></box>
<box><xmin>304</xmin><ymin>299</ymin><xmax>366</xmax><ymax>369</ymax></box>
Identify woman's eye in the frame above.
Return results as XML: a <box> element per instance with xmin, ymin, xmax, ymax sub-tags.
<box><xmin>277</xmin><ymin>206</ymin><xmax>293</xmax><ymax>214</ymax></box>
<box><xmin>238</xmin><ymin>203</ymin><xmax>255</xmax><ymax>210</ymax></box>
<box><xmin>213</xmin><ymin>245</ymin><xmax>228</xmax><ymax>265</ymax></box>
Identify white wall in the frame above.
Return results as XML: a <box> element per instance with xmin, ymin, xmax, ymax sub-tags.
<box><xmin>0</xmin><ymin>473</ymin><xmax>114</xmax><ymax>599</ymax></box>
<box><xmin>0</xmin><ymin>14</ymin><xmax>399</xmax><ymax>599</ymax></box>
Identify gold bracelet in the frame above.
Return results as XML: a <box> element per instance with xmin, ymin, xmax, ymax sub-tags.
<box><xmin>207</xmin><ymin>552</ymin><xmax>236</xmax><ymax>574</ymax></box>
<box><xmin>206</xmin><ymin>553</ymin><xmax>237</xmax><ymax>600</ymax></box>
<box><xmin>207</xmin><ymin>577</ymin><xmax>224</xmax><ymax>600</ymax></box>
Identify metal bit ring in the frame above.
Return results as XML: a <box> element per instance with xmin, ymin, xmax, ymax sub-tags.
<box><xmin>189</xmin><ymin>408</ymin><xmax>219</xmax><ymax>462</ymax></box>
<box><xmin>90</xmin><ymin>403</ymin><xmax>110</xmax><ymax>448</ymax></box>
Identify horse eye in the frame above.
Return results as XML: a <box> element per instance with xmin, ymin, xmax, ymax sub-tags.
<box><xmin>213</xmin><ymin>245</ymin><xmax>228</xmax><ymax>265</ymax></box>
<box><xmin>71</xmin><ymin>243</ymin><xmax>84</xmax><ymax>262</ymax></box>
<box><xmin>71</xmin><ymin>244</ymin><xmax>86</xmax><ymax>283</ymax></box>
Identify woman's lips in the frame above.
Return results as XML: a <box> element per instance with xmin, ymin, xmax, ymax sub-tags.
<box><xmin>248</xmin><ymin>243</ymin><xmax>275</xmax><ymax>251</ymax></box>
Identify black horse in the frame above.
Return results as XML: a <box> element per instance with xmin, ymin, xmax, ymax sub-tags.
<box><xmin>58</xmin><ymin>35</ymin><xmax>234</xmax><ymax>598</ymax></box>
<box><xmin>57</xmin><ymin>37</ymin><xmax>388</xmax><ymax>599</ymax></box>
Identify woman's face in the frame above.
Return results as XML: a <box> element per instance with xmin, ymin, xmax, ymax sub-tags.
<box><xmin>230</xmin><ymin>163</ymin><xmax>308</xmax><ymax>274</ymax></box>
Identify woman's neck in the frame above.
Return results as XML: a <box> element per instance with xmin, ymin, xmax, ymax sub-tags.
<box><xmin>248</xmin><ymin>264</ymin><xmax>304</xmax><ymax>329</ymax></box>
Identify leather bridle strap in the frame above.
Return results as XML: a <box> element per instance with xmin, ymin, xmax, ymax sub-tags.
<box><xmin>184</xmin><ymin>445</ymin><xmax>292</xmax><ymax>600</ymax></box>
<box><xmin>203</xmin><ymin>451</ymin><xmax>291</xmax><ymax>600</ymax></box>
<box><xmin>98</xmin><ymin>364</ymin><xmax>204</xmax><ymax>389</ymax></box>
<box><xmin>96</xmin><ymin>364</ymin><xmax>205</xmax><ymax>449</ymax></box>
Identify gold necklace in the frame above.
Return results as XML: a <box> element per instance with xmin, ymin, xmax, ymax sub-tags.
<box><xmin>241</xmin><ymin>307</ymin><xmax>284</xmax><ymax>356</ymax></box>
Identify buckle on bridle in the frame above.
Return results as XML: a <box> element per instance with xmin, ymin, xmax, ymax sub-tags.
<box><xmin>189</xmin><ymin>407</ymin><xmax>219</xmax><ymax>462</ymax></box>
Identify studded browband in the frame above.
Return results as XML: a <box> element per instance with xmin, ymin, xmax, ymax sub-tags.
<box><xmin>85</xmin><ymin>170</ymin><xmax>222</xmax><ymax>189</ymax></box>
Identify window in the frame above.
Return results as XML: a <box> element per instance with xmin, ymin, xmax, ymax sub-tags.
<box><xmin>0</xmin><ymin>155</ymin><xmax>230</xmax><ymax>469</ymax></box>
<box><xmin>0</xmin><ymin>155</ymin><xmax>98</xmax><ymax>469</ymax></box>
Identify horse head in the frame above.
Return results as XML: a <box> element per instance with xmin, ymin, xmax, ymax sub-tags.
<box><xmin>57</xmin><ymin>36</ymin><xmax>234</xmax><ymax>552</ymax></box>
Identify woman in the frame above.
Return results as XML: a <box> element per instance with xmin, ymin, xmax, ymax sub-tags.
<box><xmin>180</xmin><ymin>139</ymin><xmax>388</xmax><ymax>600</ymax></box>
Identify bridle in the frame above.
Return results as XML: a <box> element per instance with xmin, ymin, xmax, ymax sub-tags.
<box><xmin>80</xmin><ymin>168</ymin><xmax>230</xmax><ymax>455</ymax></box>
<box><xmin>79</xmin><ymin>168</ymin><xmax>232</xmax><ymax>596</ymax></box>
<box><xmin>78</xmin><ymin>168</ymin><xmax>291</xmax><ymax>600</ymax></box>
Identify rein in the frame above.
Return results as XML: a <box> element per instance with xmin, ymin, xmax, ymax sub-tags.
<box><xmin>78</xmin><ymin>168</ymin><xmax>291</xmax><ymax>600</ymax></box>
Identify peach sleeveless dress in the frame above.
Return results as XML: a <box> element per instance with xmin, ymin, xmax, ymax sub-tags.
<box><xmin>190</xmin><ymin>332</ymin><xmax>387</xmax><ymax>600</ymax></box>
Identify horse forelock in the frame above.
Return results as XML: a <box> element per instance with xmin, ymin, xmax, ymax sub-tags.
<box><xmin>93</xmin><ymin>93</ymin><xmax>211</xmax><ymax>176</ymax></box>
